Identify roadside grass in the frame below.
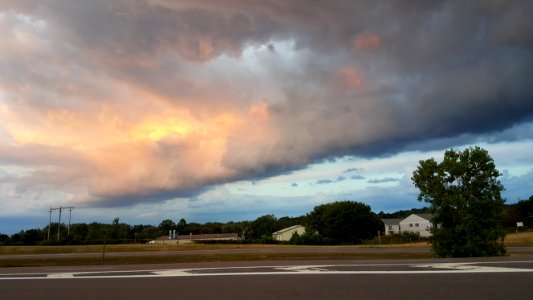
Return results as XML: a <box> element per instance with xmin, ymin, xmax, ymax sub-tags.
<box><xmin>0</xmin><ymin>251</ymin><xmax>433</xmax><ymax>268</ymax></box>
<box><xmin>0</xmin><ymin>242</ymin><xmax>430</xmax><ymax>257</ymax></box>
<box><xmin>0</xmin><ymin>243</ymin><xmax>291</xmax><ymax>256</ymax></box>
<box><xmin>504</xmin><ymin>230</ymin><xmax>533</xmax><ymax>247</ymax></box>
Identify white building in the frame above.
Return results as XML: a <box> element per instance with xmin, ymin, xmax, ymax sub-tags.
<box><xmin>150</xmin><ymin>233</ymin><xmax>239</xmax><ymax>244</ymax></box>
<box><xmin>272</xmin><ymin>225</ymin><xmax>306</xmax><ymax>241</ymax></box>
<box><xmin>382</xmin><ymin>219</ymin><xmax>402</xmax><ymax>235</ymax></box>
<box><xmin>382</xmin><ymin>214</ymin><xmax>433</xmax><ymax>237</ymax></box>
<box><xmin>399</xmin><ymin>214</ymin><xmax>433</xmax><ymax>237</ymax></box>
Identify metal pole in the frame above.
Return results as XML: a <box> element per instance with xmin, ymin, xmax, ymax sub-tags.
<box><xmin>57</xmin><ymin>206</ymin><xmax>62</xmax><ymax>240</ymax></box>
<box><xmin>67</xmin><ymin>207</ymin><xmax>73</xmax><ymax>236</ymax></box>
<box><xmin>48</xmin><ymin>208</ymin><xmax>52</xmax><ymax>240</ymax></box>
<box><xmin>102</xmin><ymin>235</ymin><xmax>106</xmax><ymax>265</ymax></box>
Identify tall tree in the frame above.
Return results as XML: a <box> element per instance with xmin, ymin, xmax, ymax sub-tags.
<box><xmin>248</xmin><ymin>215</ymin><xmax>278</xmax><ymax>240</ymax></box>
<box><xmin>412</xmin><ymin>146</ymin><xmax>506</xmax><ymax>257</ymax></box>
<box><xmin>158</xmin><ymin>219</ymin><xmax>176</xmax><ymax>235</ymax></box>
<box><xmin>307</xmin><ymin>201</ymin><xmax>383</xmax><ymax>244</ymax></box>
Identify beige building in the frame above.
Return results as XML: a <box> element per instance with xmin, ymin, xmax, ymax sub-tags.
<box><xmin>382</xmin><ymin>214</ymin><xmax>433</xmax><ymax>237</ymax></box>
<box><xmin>382</xmin><ymin>219</ymin><xmax>402</xmax><ymax>235</ymax></box>
<box><xmin>150</xmin><ymin>233</ymin><xmax>239</xmax><ymax>244</ymax></box>
<box><xmin>272</xmin><ymin>225</ymin><xmax>306</xmax><ymax>241</ymax></box>
<box><xmin>399</xmin><ymin>214</ymin><xmax>433</xmax><ymax>237</ymax></box>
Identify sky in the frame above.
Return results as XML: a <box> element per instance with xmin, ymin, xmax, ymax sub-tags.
<box><xmin>1</xmin><ymin>0</ymin><xmax>533</xmax><ymax>234</ymax></box>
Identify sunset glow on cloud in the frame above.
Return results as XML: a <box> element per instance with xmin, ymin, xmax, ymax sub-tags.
<box><xmin>1</xmin><ymin>0</ymin><xmax>532</xmax><ymax>232</ymax></box>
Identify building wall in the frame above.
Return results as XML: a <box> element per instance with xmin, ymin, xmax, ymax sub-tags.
<box><xmin>399</xmin><ymin>214</ymin><xmax>432</xmax><ymax>237</ymax></box>
<box><xmin>150</xmin><ymin>233</ymin><xmax>239</xmax><ymax>244</ymax></box>
<box><xmin>384</xmin><ymin>224</ymin><xmax>400</xmax><ymax>236</ymax></box>
<box><xmin>272</xmin><ymin>225</ymin><xmax>306</xmax><ymax>241</ymax></box>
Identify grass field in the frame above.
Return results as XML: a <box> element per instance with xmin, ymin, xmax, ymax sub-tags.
<box><xmin>503</xmin><ymin>230</ymin><xmax>533</xmax><ymax>247</ymax></box>
<box><xmin>1</xmin><ymin>231</ymin><xmax>531</xmax><ymax>268</ymax></box>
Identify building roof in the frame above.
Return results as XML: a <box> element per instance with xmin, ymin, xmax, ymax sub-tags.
<box><xmin>272</xmin><ymin>225</ymin><xmax>305</xmax><ymax>235</ymax></box>
<box><xmin>156</xmin><ymin>233</ymin><xmax>239</xmax><ymax>240</ymax></box>
<box><xmin>414</xmin><ymin>214</ymin><xmax>433</xmax><ymax>221</ymax></box>
<box><xmin>381</xmin><ymin>219</ymin><xmax>402</xmax><ymax>226</ymax></box>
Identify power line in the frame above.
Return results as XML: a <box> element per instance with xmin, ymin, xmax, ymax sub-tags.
<box><xmin>48</xmin><ymin>206</ymin><xmax>75</xmax><ymax>241</ymax></box>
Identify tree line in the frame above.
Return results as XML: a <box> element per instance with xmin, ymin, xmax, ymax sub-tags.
<box><xmin>1</xmin><ymin>201</ymin><xmax>384</xmax><ymax>246</ymax></box>
<box><xmin>1</xmin><ymin>196</ymin><xmax>530</xmax><ymax>247</ymax></box>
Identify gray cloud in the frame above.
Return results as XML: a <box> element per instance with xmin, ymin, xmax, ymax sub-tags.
<box><xmin>343</xmin><ymin>168</ymin><xmax>363</xmax><ymax>173</ymax></box>
<box><xmin>368</xmin><ymin>178</ymin><xmax>400</xmax><ymax>184</ymax></box>
<box><xmin>316</xmin><ymin>179</ymin><xmax>334</xmax><ymax>185</ymax></box>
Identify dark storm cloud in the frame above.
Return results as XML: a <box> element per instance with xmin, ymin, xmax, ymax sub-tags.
<box><xmin>1</xmin><ymin>0</ymin><xmax>532</xmax><ymax>207</ymax></box>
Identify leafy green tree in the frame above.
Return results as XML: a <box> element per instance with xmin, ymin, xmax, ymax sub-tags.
<box><xmin>412</xmin><ymin>146</ymin><xmax>506</xmax><ymax>257</ymax></box>
<box><xmin>307</xmin><ymin>201</ymin><xmax>384</xmax><ymax>244</ymax></box>
<box><xmin>177</xmin><ymin>218</ymin><xmax>187</xmax><ymax>231</ymax></box>
<box><xmin>21</xmin><ymin>229</ymin><xmax>45</xmax><ymax>245</ymax></box>
<box><xmin>86</xmin><ymin>222</ymin><xmax>106</xmax><ymax>243</ymax></box>
<box><xmin>248</xmin><ymin>215</ymin><xmax>278</xmax><ymax>240</ymax></box>
<box><xmin>502</xmin><ymin>195</ymin><xmax>533</xmax><ymax>228</ymax></box>
<box><xmin>158</xmin><ymin>219</ymin><xmax>176</xmax><ymax>235</ymax></box>
<box><xmin>139</xmin><ymin>225</ymin><xmax>160</xmax><ymax>241</ymax></box>
<box><xmin>0</xmin><ymin>233</ymin><xmax>9</xmax><ymax>245</ymax></box>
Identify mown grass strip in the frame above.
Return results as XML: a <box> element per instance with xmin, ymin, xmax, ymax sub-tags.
<box><xmin>0</xmin><ymin>251</ymin><xmax>434</xmax><ymax>268</ymax></box>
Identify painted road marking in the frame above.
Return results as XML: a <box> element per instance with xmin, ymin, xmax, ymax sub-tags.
<box><xmin>1</xmin><ymin>261</ymin><xmax>532</xmax><ymax>280</ymax></box>
<box><xmin>414</xmin><ymin>262</ymin><xmax>529</xmax><ymax>272</ymax></box>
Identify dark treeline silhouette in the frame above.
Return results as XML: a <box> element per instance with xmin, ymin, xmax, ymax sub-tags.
<box><xmin>377</xmin><ymin>207</ymin><xmax>433</xmax><ymax>219</ymax></box>
<box><xmin>1</xmin><ymin>196</ymin><xmax>531</xmax><ymax>246</ymax></box>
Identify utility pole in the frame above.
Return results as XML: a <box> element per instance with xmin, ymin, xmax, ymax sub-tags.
<box><xmin>48</xmin><ymin>208</ymin><xmax>52</xmax><ymax>240</ymax></box>
<box><xmin>48</xmin><ymin>206</ymin><xmax>75</xmax><ymax>241</ymax></box>
<box><xmin>57</xmin><ymin>206</ymin><xmax>62</xmax><ymax>240</ymax></box>
<box><xmin>67</xmin><ymin>207</ymin><xmax>74</xmax><ymax>236</ymax></box>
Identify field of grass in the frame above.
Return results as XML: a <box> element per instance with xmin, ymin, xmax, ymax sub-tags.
<box><xmin>504</xmin><ymin>230</ymin><xmax>533</xmax><ymax>247</ymax></box>
<box><xmin>0</xmin><ymin>243</ymin><xmax>289</xmax><ymax>255</ymax></box>
<box><xmin>0</xmin><ymin>241</ymin><xmax>431</xmax><ymax>257</ymax></box>
<box><xmin>0</xmin><ymin>231</ymin><xmax>531</xmax><ymax>268</ymax></box>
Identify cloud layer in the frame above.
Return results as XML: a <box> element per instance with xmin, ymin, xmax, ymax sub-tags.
<box><xmin>1</xmin><ymin>0</ymin><xmax>532</xmax><ymax>208</ymax></box>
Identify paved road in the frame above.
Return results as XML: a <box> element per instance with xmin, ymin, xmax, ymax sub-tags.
<box><xmin>1</xmin><ymin>258</ymin><xmax>532</xmax><ymax>299</ymax></box>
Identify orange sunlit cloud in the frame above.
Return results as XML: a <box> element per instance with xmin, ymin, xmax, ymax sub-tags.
<box><xmin>341</xmin><ymin>68</ymin><xmax>364</xmax><ymax>90</ymax></box>
<box><xmin>355</xmin><ymin>33</ymin><xmax>381</xmax><ymax>50</ymax></box>
<box><xmin>0</xmin><ymin>86</ymin><xmax>277</xmax><ymax>202</ymax></box>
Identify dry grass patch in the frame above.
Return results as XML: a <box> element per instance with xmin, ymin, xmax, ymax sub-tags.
<box><xmin>0</xmin><ymin>243</ymin><xmax>306</xmax><ymax>256</ymax></box>
<box><xmin>505</xmin><ymin>231</ymin><xmax>533</xmax><ymax>247</ymax></box>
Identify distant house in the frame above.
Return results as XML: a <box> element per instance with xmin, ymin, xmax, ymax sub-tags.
<box><xmin>381</xmin><ymin>214</ymin><xmax>433</xmax><ymax>237</ymax></box>
<box><xmin>399</xmin><ymin>214</ymin><xmax>433</xmax><ymax>237</ymax></box>
<box><xmin>149</xmin><ymin>233</ymin><xmax>239</xmax><ymax>244</ymax></box>
<box><xmin>382</xmin><ymin>219</ymin><xmax>402</xmax><ymax>235</ymax></box>
<box><xmin>272</xmin><ymin>225</ymin><xmax>306</xmax><ymax>241</ymax></box>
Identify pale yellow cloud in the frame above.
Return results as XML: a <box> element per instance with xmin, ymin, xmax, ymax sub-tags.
<box><xmin>0</xmin><ymin>81</ymin><xmax>277</xmax><ymax>203</ymax></box>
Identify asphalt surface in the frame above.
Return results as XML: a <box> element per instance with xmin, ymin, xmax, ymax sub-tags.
<box><xmin>1</xmin><ymin>258</ymin><xmax>533</xmax><ymax>299</ymax></box>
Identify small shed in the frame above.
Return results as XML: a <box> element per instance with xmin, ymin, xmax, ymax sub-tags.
<box><xmin>382</xmin><ymin>219</ymin><xmax>402</xmax><ymax>235</ymax></box>
<box><xmin>272</xmin><ymin>225</ymin><xmax>306</xmax><ymax>241</ymax></box>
